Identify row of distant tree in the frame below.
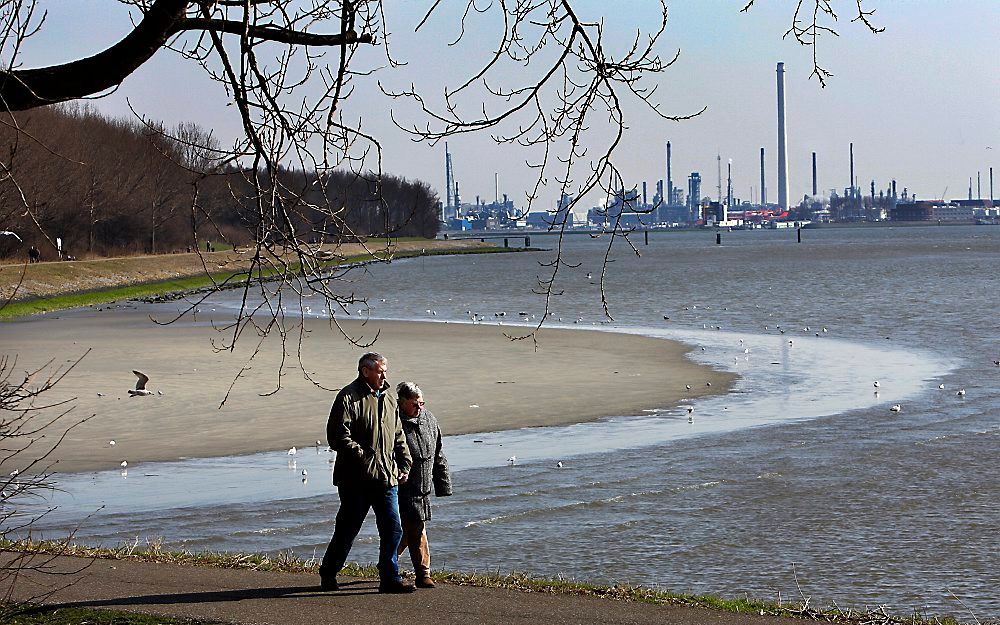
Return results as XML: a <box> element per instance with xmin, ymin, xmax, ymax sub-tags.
<box><xmin>0</xmin><ymin>105</ymin><xmax>440</xmax><ymax>262</ymax></box>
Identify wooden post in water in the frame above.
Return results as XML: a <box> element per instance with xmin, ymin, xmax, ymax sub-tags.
<box><xmin>525</xmin><ymin>236</ymin><xmax>530</xmax><ymax>247</ymax></box>
<box><xmin>716</xmin><ymin>232</ymin><xmax>722</xmax><ymax>245</ymax></box>
<box><xmin>644</xmin><ymin>230</ymin><xmax>649</xmax><ymax>245</ymax></box>
<box><xmin>797</xmin><ymin>227</ymin><xmax>802</xmax><ymax>243</ymax></box>
<box><xmin>504</xmin><ymin>238</ymin><xmax>509</xmax><ymax>248</ymax></box>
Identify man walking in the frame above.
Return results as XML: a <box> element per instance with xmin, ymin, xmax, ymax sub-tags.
<box><xmin>320</xmin><ymin>352</ymin><xmax>414</xmax><ymax>593</ymax></box>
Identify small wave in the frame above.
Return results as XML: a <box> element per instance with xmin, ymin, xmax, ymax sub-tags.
<box><xmin>463</xmin><ymin>489</ymin><xmax>670</xmax><ymax>528</ymax></box>
<box><xmin>675</xmin><ymin>480</ymin><xmax>724</xmax><ymax>492</ymax></box>
<box><xmin>238</xmin><ymin>527</ymin><xmax>286</xmax><ymax>536</ymax></box>
<box><xmin>464</xmin><ymin>515</ymin><xmax>506</xmax><ymax>528</ymax></box>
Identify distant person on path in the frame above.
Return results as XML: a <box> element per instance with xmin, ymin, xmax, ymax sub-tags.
<box><xmin>395</xmin><ymin>381</ymin><xmax>452</xmax><ymax>588</ymax></box>
<box><xmin>28</xmin><ymin>245</ymin><xmax>40</xmax><ymax>263</ymax></box>
<box><xmin>320</xmin><ymin>352</ymin><xmax>414</xmax><ymax>594</ymax></box>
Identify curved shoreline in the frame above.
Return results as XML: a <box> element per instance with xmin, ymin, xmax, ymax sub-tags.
<box><xmin>1</xmin><ymin>310</ymin><xmax>735</xmax><ymax>474</ymax></box>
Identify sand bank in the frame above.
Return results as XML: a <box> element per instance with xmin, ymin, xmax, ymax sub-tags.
<box><xmin>1</xmin><ymin>311</ymin><xmax>734</xmax><ymax>473</ymax></box>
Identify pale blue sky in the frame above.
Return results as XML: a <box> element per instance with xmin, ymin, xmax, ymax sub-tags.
<box><xmin>22</xmin><ymin>1</ymin><xmax>1000</xmax><ymax>211</ymax></box>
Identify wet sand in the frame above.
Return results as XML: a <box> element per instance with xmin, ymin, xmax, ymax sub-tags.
<box><xmin>1</xmin><ymin>311</ymin><xmax>734</xmax><ymax>473</ymax></box>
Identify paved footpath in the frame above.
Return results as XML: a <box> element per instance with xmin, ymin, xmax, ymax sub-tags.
<box><xmin>8</xmin><ymin>555</ymin><xmax>808</xmax><ymax>625</ymax></box>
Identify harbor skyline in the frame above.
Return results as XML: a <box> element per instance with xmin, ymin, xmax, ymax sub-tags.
<box><xmin>25</xmin><ymin>2</ymin><xmax>999</xmax><ymax>214</ymax></box>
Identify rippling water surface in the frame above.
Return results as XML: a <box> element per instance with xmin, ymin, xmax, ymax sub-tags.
<box><xmin>30</xmin><ymin>226</ymin><xmax>1000</xmax><ymax>619</ymax></box>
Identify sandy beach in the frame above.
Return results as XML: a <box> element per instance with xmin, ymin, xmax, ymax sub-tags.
<box><xmin>1</xmin><ymin>310</ymin><xmax>734</xmax><ymax>473</ymax></box>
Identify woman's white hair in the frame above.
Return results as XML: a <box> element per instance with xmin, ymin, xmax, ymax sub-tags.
<box><xmin>396</xmin><ymin>381</ymin><xmax>422</xmax><ymax>400</ymax></box>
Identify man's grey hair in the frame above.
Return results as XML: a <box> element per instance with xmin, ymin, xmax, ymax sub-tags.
<box><xmin>358</xmin><ymin>352</ymin><xmax>386</xmax><ymax>372</ymax></box>
<box><xmin>396</xmin><ymin>381</ymin><xmax>422</xmax><ymax>400</ymax></box>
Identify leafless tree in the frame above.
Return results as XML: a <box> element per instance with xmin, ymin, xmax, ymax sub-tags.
<box><xmin>0</xmin><ymin>352</ymin><xmax>92</xmax><ymax>616</ymax></box>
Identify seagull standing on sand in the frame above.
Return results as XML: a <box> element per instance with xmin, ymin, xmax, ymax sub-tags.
<box><xmin>873</xmin><ymin>380</ymin><xmax>880</xmax><ymax>389</ymax></box>
<box><xmin>507</xmin><ymin>456</ymin><xmax>516</xmax><ymax>465</ymax></box>
<box><xmin>128</xmin><ymin>371</ymin><xmax>154</xmax><ymax>396</ymax></box>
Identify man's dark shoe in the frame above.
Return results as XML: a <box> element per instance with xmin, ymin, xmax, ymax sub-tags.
<box><xmin>378</xmin><ymin>579</ymin><xmax>416</xmax><ymax>594</ymax></box>
<box><xmin>416</xmin><ymin>576</ymin><xmax>436</xmax><ymax>589</ymax></box>
<box><xmin>319</xmin><ymin>569</ymin><xmax>339</xmax><ymax>591</ymax></box>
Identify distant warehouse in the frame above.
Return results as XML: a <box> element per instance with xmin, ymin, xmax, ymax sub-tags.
<box><xmin>892</xmin><ymin>201</ymin><xmax>975</xmax><ymax>222</ymax></box>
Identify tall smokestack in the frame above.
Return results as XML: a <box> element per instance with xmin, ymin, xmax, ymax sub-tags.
<box><xmin>849</xmin><ymin>142</ymin><xmax>855</xmax><ymax>196</ymax></box>
<box><xmin>717</xmin><ymin>153</ymin><xmax>722</xmax><ymax>203</ymax></box>
<box><xmin>642</xmin><ymin>181</ymin><xmax>648</xmax><ymax>206</ymax></box>
<box><xmin>722</xmin><ymin>159</ymin><xmax>733</xmax><ymax>221</ymax></box>
<box><xmin>760</xmin><ymin>147</ymin><xmax>766</xmax><ymax>206</ymax></box>
<box><xmin>666</xmin><ymin>141</ymin><xmax>673</xmax><ymax>206</ymax></box>
<box><xmin>495</xmin><ymin>172</ymin><xmax>499</xmax><ymax>203</ymax></box>
<box><xmin>445</xmin><ymin>142</ymin><xmax>453</xmax><ymax>210</ymax></box>
<box><xmin>812</xmin><ymin>151</ymin><xmax>817</xmax><ymax>196</ymax></box>
<box><xmin>776</xmin><ymin>62</ymin><xmax>789</xmax><ymax>210</ymax></box>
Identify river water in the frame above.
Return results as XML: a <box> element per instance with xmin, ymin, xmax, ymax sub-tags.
<box><xmin>26</xmin><ymin>225</ymin><xmax>1000</xmax><ymax>619</ymax></box>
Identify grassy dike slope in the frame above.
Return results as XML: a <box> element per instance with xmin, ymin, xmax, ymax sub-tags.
<box><xmin>3</xmin><ymin>542</ymin><xmax>954</xmax><ymax>625</ymax></box>
<box><xmin>0</xmin><ymin>239</ymin><xmax>504</xmax><ymax>318</ymax></box>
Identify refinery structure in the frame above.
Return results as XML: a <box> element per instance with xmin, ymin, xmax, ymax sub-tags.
<box><xmin>440</xmin><ymin>63</ymin><xmax>996</xmax><ymax>233</ymax></box>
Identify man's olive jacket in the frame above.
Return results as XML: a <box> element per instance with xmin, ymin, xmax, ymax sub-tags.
<box><xmin>328</xmin><ymin>377</ymin><xmax>412</xmax><ymax>488</ymax></box>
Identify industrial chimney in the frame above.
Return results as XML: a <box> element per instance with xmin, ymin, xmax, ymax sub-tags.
<box><xmin>776</xmin><ymin>62</ymin><xmax>789</xmax><ymax>210</ymax></box>
<box><xmin>812</xmin><ymin>152</ymin><xmax>817</xmax><ymax>196</ymax></box>
<box><xmin>445</xmin><ymin>142</ymin><xmax>453</xmax><ymax>211</ymax></box>
<box><xmin>666</xmin><ymin>141</ymin><xmax>673</xmax><ymax>206</ymax></box>
<box><xmin>760</xmin><ymin>147</ymin><xmax>766</xmax><ymax>206</ymax></box>
<box><xmin>850</xmin><ymin>142</ymin><xmax>855</xmax><ymax>197</ymax></box>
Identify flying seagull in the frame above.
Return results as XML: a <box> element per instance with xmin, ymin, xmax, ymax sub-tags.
<box><xmin>128</xmin><ymin>370</ymin><xmax>153</xmax><ymax>396</ymax></box>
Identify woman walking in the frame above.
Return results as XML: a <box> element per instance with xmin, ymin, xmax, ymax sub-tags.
<box><xmin>396</xmin><ymin>381</ymin><xmax>452</xmax><ymax>588</ymax></box>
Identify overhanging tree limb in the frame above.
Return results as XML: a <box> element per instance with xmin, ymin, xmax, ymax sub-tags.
<box><xmin>0</xmin><ymin>0</ymin><xmax>372</xmax><ymax>112</ymax></box>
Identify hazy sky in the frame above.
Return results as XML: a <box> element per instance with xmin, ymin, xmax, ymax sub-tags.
<box><xmin>24</xmin><ymin>1</ymin><xmax>1000</xmax><ymax>212</ymax></box>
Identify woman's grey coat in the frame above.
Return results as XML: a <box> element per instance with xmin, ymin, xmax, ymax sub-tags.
<box><xmin>398</xmin><ymin>408</ymin><xmax>452</xmax><ymax>521</ymax></box>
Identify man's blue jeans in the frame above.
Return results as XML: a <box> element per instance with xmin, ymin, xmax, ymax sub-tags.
<box><xmin>321</xmin><ymin>484</ymin><xmax>403</xmax><ymax>583</ymax></box>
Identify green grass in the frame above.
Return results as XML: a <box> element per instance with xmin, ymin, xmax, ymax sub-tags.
<box><xmin>0</xmin><ymin>539</ymin><xmax>974</xmax><ymax>625</ymax></box>
<box><xmin>0</xmin><ymin>245</ymin><xmax>524</xmax><ymax>320</ymax></box>
<box><xmin>2</xmin><ymin>606</ymin><xmax>218</xmax><ymax>625</ymax></box>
